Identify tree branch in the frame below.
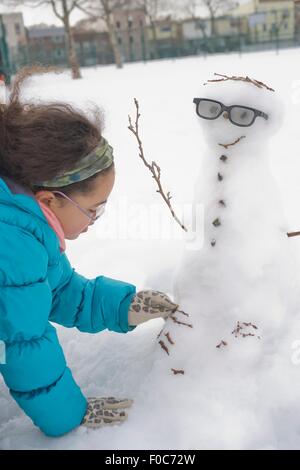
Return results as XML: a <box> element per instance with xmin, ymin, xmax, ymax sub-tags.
<box><xmin>128</xmin><ymin>98</ymin><xmax>188</xmax><ymax>233</ymax></box>
<box><xmin>74</xmin><ymin>0</ymin><xmax>100</xmax><ymax>18</ymax></box>
<box><xmin>50</xmin><ymin>0</ymin><xmax>64</xmax><ymax>21</ymax></box>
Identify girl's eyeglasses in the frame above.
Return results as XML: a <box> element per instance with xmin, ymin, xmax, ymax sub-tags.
<box><xmin>193</xmin><ymin>98</ymin><xmax>269</xmax><ymax>127</ymax></box>
<box><xmin>52</xmin><ymin>190</ymin><xmax>106</xmax><ymax>222</ymax></box>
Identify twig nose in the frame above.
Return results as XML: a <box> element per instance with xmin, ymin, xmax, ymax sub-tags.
<box><xmin>223</xmin><ymin>112</ymin><xmax>229</xmax><ymax>120</ymax></box>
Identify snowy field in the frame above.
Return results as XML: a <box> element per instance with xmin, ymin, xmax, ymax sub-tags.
<box><xmin>1</xmin><ymin>48</ymin><xmax>300</xmax><ymax>449</ymax></box>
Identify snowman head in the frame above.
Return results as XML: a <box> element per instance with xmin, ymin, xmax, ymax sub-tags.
<box><xmin>194</xmin><ymin>74</ymin><xmax>283</xmax><ymax>148</ymax></box>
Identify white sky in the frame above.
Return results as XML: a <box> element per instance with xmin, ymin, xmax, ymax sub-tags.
<box><xmin>0</xmin><ymin>2</ymin><xmax>86</xmax><ymax>27</ymax></box>
<box><xmin>0</xmin><ymin>0</ymin><xmax>247</xmax><ymax>28</ymax></box>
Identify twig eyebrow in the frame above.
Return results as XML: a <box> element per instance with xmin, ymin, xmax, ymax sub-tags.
<box><xmin>203</xmin><ymin>73</ymin><xmax>275</xmax><ymax>92</ymax></box>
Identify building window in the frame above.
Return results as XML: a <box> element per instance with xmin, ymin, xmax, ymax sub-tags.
<box><xmin>82</xmin><ymin>40</ymin><xmax>90</xmax><ymax>48</ymax></box>
<box><xmin>15</xmin><ymin>23</ymin><xmax>21</xmax><ymax>35</ymax></box>
<box><xmin>54</xmin><ymin>35</ymin><xmax>63</xmax><ymax>43</ymax></box>
<box><xmin>230</xmin><ymin>19</ymin><xmax>239</xmax><ymax>28</ymax></box>
<box><xmin>130</xmin><ymin>35</ymin><xmax>134</xmax><ymax>43</ymax></box>
<box><xmin>118</xmin><ymin>36</ymin><xmax>122</xmax><ymax>45</ymax></box>
<box><xmin>282</xmin><ymin>9</ymin><xmax>289</xmax><ymax>19</ymax></box>
<box><xmin>128</xmin><ymin>17</ymin><xmax>133</xmax><ymax>29</ymax></box>
<box><xmin>271</xmin><ymin>23</ymin><xmax>277</xmax><ymax>33</ymax></box>
<box><xmin>160</xmin><ymin>26</ymin><xmax>171</xmax><ymax>33</ymax></box>
<box><xmin>195</xmin><ymin>22</ymin><xmax>205</xmax><ymax>31</ymax></box>
<box><xmin>116</xmin><ymin>21</ymin><xmax>121</xmax><ymax>29</ymax></box>
<box><xmin>262</xmin><ymin>23</ymin><xmax>267</xmax><ymax>32</ymax></box>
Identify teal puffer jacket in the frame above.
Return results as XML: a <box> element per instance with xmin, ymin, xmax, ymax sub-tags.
<box><xmin>0</xmin><ymin>176</ymin><xmax>136</xmax><ymax>437</ymax></box>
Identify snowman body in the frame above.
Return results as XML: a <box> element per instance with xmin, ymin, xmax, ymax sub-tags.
<box><xmin>154</xmin><ymin>78</ymin><xmax>298</xmax><ymax>374</ymax></box>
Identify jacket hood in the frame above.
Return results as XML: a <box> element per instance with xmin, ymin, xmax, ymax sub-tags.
<box><xmin>0</xmin><ymin>175</ymin><xmax>49</xmax><ymax>225</ymax></box>
<box><xmin>0</xmin><ymin>175</ymin><xmax>60</xmax><ymax>257</ymax></box>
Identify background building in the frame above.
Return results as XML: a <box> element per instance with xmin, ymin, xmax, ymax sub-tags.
<box><xmin>294</xmin><ymin>0</ymin><xmax>300</xmax><ymax>34</ymax></box>
<box><xmin>181</xmin><ymin>17</ymin><xmax>212</xmax><ymax>54</ymax></box>
<box><xmin>27</xmin><ymin>24</ymin><xmax>67</xmax><ymax>66</ymax></box>
<box><xmin>113</xmin><ymin>6</ymin><xmax>148</xmax><ymax>62</ymax></box>
<box><xmin>0</xmin><ymin>15</ymin><xmax>10</xmax><ymax>81</ymax></box>
<box><xmin>233</xmin><ymin>0</ymin><xmax>295</xmax><ymax>42</ymax></box>
<box><xmin>147</xmin><ymin>16</ymin><xmax>181</xmax><ymax>58</ymax></box>
<box><xmin>1</xmin><ymin>12</ymin><xmax>27</xmax><ymax>74</ymax></box>
<box><xmin>73</xmin><ymin>18</ymin><xmax>114</xmax><ymax>66</ymax></box>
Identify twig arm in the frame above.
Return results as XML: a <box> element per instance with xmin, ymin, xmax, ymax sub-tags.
<box><xmin>128</xmin><ymin>98</ymin><xmax>188</xmax><ymax>232</ymax></box>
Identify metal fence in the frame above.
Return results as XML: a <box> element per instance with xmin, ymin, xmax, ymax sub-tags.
<box><xmin>5</xmin><ymin>29</ymin><xmax>300</xmax><ymax>80</ymax></box>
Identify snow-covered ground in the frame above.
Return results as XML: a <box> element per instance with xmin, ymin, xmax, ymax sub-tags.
<box><xmin>1</xmin><ymin>48</ymin><xmax>300</xmax><ymax>449</ymax></box>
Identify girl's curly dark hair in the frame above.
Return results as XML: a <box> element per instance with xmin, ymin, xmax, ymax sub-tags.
<box><xmin>0</xmin><ymin>64</ymin><xmax>114</xmax><ymax>197</ymax></box>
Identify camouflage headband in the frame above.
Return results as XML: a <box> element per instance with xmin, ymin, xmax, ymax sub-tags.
<box><xmin>34</xmin><ymin>137</ymin><xmax>114</xmax><ymax>187</ymax></box>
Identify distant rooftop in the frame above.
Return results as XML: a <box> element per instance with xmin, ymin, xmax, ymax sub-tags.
<box><xmin>74</xmin><ymin>17</ymin><xmax>107</xmax><ymax>33</ymax></box>
<box><xmin>27</xmin><ymin>25</ymin><xmax>65</xmax><ymax>38</ymax></box>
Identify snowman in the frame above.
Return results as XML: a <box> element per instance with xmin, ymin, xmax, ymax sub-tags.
<box><xmin>147</xmin><ymin>73</ymin><xmax>300</xmax><ymax>387</ymax></box>
<box><xmin>132</xmin><ymin>74</ymin><xmax>300</xmax><ymax>449</ymax></box>
<box><xmin>149</xmin><ymin>73</ymin><xmax>296</xmax><ymax>374</ymax></box>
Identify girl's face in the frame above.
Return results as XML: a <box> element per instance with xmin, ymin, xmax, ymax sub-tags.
<box><xmin>35</xmin><ymin>168</ymin><xmax>115</xmax><ymax>240</ymax></box>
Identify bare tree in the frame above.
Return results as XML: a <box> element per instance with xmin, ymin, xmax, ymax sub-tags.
<box><xmin>4</xmin><ymin>0</ymin><xmax>83</xmax><ymax>79</ymax></box>
<box><xmin>183</xmin><ymin>0</ymin><xmax>200</xmax><ymax>19</ymax></box>
<box><xmin>50</xmin><ymin>0</ymin><xmax>82</xmax><ymax>78</ymax></box>
<box><xmin>138</xmin><ymin>0</ymin><xmax>160</xmax><ymax>59</ymax></box>
<box><xmin>136</xmin><ymin>0</ymin><xmax>171</xmax><ymax>59</ymax></box>
<box><xmin>75</xmin><ymin>0</ymin><xmax>133</xmax><ymax>68</ymax></box>
<box><xmin>180</xmin><ymin>0</ymin><xmax>208</xmax><ymax>38</ymax></box>
<box><xmin>180</xmin><ymin>0</ymin><xmax>237</xmax><ymax>35</ymax></box>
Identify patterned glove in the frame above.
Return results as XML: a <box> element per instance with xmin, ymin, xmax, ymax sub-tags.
<box><xmin>81</xmin><ymin>397</ymin><xmax>133</xmax><ymax>429</ymax></box>
<box><xmin>128</xmin><ymin>290</ymin><xmax>179</xmax><ymax>326</ymax></box>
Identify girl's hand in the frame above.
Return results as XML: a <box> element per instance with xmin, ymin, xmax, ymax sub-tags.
<box><xmin>81</xmin><ymin>397</ymin><xmax>133</xmax><ymax>428</ymax></box>
<box><xmin>128</xmin><ymin>290</ymin><xmax>179</xmax><ymax>326</ymax></box>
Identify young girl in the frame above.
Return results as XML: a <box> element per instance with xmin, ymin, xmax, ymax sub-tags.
<box><xmin>0</xmin><ymin>66</ymin><xmax>179</xmax><ymax>437</ymax></box>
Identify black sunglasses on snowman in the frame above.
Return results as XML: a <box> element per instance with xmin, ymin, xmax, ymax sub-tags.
<box><xmin>193</xmin><ymin>98</ymin><xmax>269</xmax><ymax>128</ymax></box>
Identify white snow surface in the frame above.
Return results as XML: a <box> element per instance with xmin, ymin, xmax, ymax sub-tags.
<box><xmin>1</xmin><ymin>48</ymin><xmax>300</xmax><ymax>449</ymax></box>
